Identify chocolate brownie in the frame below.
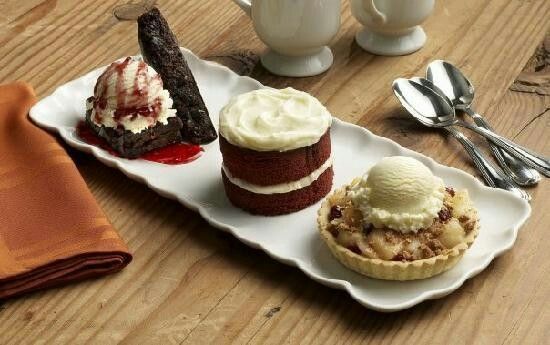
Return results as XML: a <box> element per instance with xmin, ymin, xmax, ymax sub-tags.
<box><xmin>137</xmin><ymin>7</ymin><xmax>217</xmax><ymax>144</ymax></box>
<box><xmin>85</xmin><ymin>98</ymin><xmax>183</xmax><ymax>159</ymax></box>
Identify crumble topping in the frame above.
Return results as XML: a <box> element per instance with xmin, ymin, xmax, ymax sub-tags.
<box><xmin>326</xmin><ymin>186</ymin><xmax>479</xmax><ymax>262</ymax></box>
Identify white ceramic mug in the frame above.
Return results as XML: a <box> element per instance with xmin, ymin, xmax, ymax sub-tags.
<box><xmin>232</xmin><ymin>0</ymin><xmax>341</xmax><ymax>77</ymax></box>
<box><xmin>351</xmin><ymin>0</ymin><xmax>435</xmax><ymax>56</ymax></box>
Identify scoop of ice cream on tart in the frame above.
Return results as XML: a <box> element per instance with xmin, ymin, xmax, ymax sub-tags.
<box><xmin>348</xmin><ymin>156</ymin><xmax>445</xmax><ymax>233</ymax></box>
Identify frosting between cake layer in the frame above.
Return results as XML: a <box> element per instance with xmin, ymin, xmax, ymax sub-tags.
<box><xmin>219</xmin><ymin>88</ymin><xmax>332</xmax><ymax>152</ymax></box>
<box><xmin>223</xmin><ymin>155</ymin><xmax>333</xmax><ymax>194</ymax></box>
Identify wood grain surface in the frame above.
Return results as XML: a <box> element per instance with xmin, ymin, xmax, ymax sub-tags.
<box><xmin>0</xmin><ymin>0</ymin><xmax>549</xmax><ymax>344</ymax></box>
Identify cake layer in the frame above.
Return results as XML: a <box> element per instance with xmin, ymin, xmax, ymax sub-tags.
<box><xmin>222</xmin><ymin>167</ymin><xmax>333</xmax><ymax>216</ymax></box>
<box><xmin>220</xmin><ymin>130</ymin><xmax>331</xmax><ymax>186</ymax></box>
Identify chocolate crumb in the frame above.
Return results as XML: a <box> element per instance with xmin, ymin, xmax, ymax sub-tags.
<box><xmin>445</xmin><ymin>187</ymin><xmax>455</xmax><ymax>197</ymax></box>
<box><xmin>329</xmin><ymin>227</ymin><xmax>339</xmax><ymax>238</ymax></box>
<box><xmin>329</xmin><ymin>205</ymin><xmax>342</xmax><ymax>220</ymax></box>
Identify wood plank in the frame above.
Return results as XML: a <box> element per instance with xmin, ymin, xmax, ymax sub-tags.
<box><xmin>0</xmin><ymin>0</ymin><xmax>548</xmax><ymax>344</ymax></box>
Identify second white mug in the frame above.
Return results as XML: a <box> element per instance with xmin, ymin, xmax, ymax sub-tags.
<box><xmin>232</xmin><ymin>0</ymin><xmax>341</xmax><ymax>77</ymax></box>
<box><xmin>351</xmin><ymin>0</ymin><xmax>435</xmax><ymax>56</ymax></box>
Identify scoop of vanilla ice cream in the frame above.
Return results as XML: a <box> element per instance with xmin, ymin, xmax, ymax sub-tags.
<box><xmin>348</xmin><ymin>156</ymin><xmax>445</xmax><ymax>233</ymax></box>
<box><xmin>89</xmin><ymin>57</ymin><xmax>176</xmax><ymax>133</ymax></box>
<box><xmin>95</xmin><ymin>57</ymin><xmax>164</xmax><ymax>109</ymax></box>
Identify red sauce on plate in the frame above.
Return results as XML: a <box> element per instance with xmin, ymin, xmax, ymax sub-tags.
<box><xmin>141</xmin><ymin>143</ymin><xmax>202</xmax><ymax>165</ymax></box>
<box><xmin>76</xmin><ymin>121</ymin><xmax>202</xmax><ymax>165</ymax></box>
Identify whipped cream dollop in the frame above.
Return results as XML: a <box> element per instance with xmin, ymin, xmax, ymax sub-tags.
<box><xmin>348</xmin><ymin>156</ymin><xmax>445</xmax><ymax>233</ymax></box>
<box><xmin>88</xmin><ymin>57</ymin><xmax>177</xmax><ymax>134</ymax></box>
<box><xmin>219</xmin><ymin>88</ymin><xmax>332</xmax><ymax>152</ymax></box>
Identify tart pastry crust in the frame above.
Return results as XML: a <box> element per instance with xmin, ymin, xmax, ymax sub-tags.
<box><xmin>318</xmin><ymin>186</ymin><xmax>479</xmax><ymax>280</ymax></box>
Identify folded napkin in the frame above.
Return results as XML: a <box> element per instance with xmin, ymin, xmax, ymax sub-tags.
<box><xmin>0</xmin><ymin>82</ymin><xmax>132</xmax><ymax>299</ymax></box>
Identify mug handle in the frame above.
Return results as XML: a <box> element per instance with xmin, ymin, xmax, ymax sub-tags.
<box><xmin>362</xmin><ymin>0</ymin><xmax>386</xmax><ymax>23</ymax></box>
<box><xmin>232</xmin><ymin>0</ymin><xmax>252</xmax><ymax>17</ymax></box>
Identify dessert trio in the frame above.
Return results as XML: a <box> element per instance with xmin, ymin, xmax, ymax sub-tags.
<box><xmin>81</xmin><ymin>7</ymin><xmax>479</xmax><ymax>281</ymax></box>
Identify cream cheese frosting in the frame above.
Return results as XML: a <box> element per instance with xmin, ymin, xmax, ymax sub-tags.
<box><xmin>347</xmin><ymin>156</ymin><xmax>445</xmax><ymax>233</ymax></box>
<box><xmin>89</xmin><ymin>57</ymin><xmax>177</xmax><ymax>134</ymax></box>
<box><xmin>223</xmin><ymin>155</ymin><xmax>333</xmax><ymax>194</ymax></box>
<box><xmin>219</xmin><ymin>87</ymin><xmax>332</xmax><ymax>152</ymax></box>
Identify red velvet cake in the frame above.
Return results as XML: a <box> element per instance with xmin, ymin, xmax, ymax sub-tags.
<box><xmin>219</xmin><ymin>88</ymin><xmax>333</xmax><ymax>216</ymax></box>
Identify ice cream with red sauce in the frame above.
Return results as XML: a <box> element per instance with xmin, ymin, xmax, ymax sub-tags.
<box><xmin>87</xmin><ymin>56</ymin><xmax>177</xmax><ymax>134</ymax></box>
<box><xmin>82</xmin><ymin>56</ymin><xmax>185</xmax><ymax>159</ymax></box>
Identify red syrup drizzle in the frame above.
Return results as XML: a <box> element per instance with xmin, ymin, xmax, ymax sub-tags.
<box><xmin>76</xmin><ymin>121</ymin><xmax>203</xmax><ymax>165</ymax></box>
<box><xmin>93</xmin><ymin>57</ymin><xmax>163</xmax><ymax>125</ymax></box>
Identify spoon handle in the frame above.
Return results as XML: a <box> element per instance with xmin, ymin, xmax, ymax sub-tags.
<box><xmin>446</xmin><ymin>128</ymin><xmax>530</xmax><ymax>200</ymax></box>
<box><xmin>464</xmin><ymin>108</ymin><xmax>541</xmax><ymax>186</ymax></box>
<box><xmin>462</xmin><ymin>124</ymin><xmax>550</xmax><ymax>177</ymax></box>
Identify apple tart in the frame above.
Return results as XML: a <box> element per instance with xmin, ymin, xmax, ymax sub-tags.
<box><xmin>318</xmin><ymin>157</ymin><xmax>479</xmax><ymax>280</ymax></box>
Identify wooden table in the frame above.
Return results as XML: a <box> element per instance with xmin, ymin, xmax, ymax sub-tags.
<box><xmin>1</xmin><ymin>1</ymin><xmax>549</xmax><ymax>343</ymax></box>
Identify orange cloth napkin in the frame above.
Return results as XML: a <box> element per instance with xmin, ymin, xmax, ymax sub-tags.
<box><xmin>0</xmin><ymin>82</ymin><xmax>132</xmax><ymax>299</ymax></box>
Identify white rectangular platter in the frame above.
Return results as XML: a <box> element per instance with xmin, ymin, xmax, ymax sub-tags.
<box><xmin>29</xmin><ymin>48</ymin><xmax>531</xmax><ymax>311</ymax></box>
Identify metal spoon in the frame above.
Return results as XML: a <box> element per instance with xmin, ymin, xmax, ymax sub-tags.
<box><xmin>391</xmin><ymin>78</ymin><xmax>550</xmax><ymax>177</ymax></box>
<box><xmin>392</xmin><ymin>78</ymin><xmax>530</xmax><ymax>200</ymax></box>
<box><xmin>426</xmin><ymin>60</ymin><xmax>541</xmax><ymax>186</ymax></box>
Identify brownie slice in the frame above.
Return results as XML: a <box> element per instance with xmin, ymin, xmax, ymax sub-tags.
<box><xmin>85</xmin><ymin>98</ymin><xmax>183</xmax><ymax>159</ymax></box>
<box><xmin>137</xmin><ymin>7</ymin><xmax>218</xmax><ymax>144</ymax></box>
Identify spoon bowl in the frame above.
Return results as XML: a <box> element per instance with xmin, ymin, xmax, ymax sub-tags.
<box><xmin>426</xmin><ymin>60</ymin><xmax>475</xmax><ymax>109</ymax></box>
<box><xmin>410</xmin><ymin>77</ymin><xmax>452</xmax><ymax>104</ymax></box>
<box><xmin>392</xmin><ymin>78</ymin><xmax>456</xmax><ymax>128</ymax></box>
